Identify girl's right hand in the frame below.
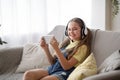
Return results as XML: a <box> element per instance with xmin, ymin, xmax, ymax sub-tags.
<box><xmin>39</xmin><ymin>37</ymin><xmax>49</xmax><ymax>50</ymax></box>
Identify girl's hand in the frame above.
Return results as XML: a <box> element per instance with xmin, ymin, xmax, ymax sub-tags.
<box><xmin>50</xmin><ymin>37</ymin><xmax>59</xmax><ymax>50</ymax></box>
<box><xmin>40</xmin><ymin>37</ymin><xmax>49</xmax><ymax>50</ymax></box>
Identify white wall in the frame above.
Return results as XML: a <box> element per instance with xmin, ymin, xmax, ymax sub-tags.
<box><xmin>91</xmin><ymin>0</ymin><xmax>120</xmax><ymax>31</ymax></box>
<box><xmin>91</xmin><ymin>0</ymin><xmax>106</xmax><ymax>30</ymax></box>
<box><xmin>106</xmin><ymin>0</ymin><xmax>112</xmax><ymax>30</ymax></box>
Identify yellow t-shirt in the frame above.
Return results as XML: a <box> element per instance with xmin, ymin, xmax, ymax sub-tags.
<box><xmin>66</xmin><ymin>40</ymin><xmax>80</xmax><ymax>49</ymax></box>
<box><xmin>73</xmin><ymin>45</ymin><xmax>87</xmax><ymax>67</ymax></box>
<box><xmin>66</xmin><ymin>40</ymin><xmax>88</xmax><ymax>67</ymax></box>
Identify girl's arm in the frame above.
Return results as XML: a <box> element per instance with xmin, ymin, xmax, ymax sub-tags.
<box><xmin>40</xmin><ymin>37</ymin><xmax>56</xmax><ymax>65</ymax></box>
<box><xmin>50</xmin><ymin>37</ymin><xmax>78</xmax><ymax>70</ymax></box>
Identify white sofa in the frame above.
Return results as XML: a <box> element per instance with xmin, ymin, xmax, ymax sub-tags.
<box><xmin>0</xmin><ymin>25</ymin><xmax>120</xmax><ymax>80</ymax></box>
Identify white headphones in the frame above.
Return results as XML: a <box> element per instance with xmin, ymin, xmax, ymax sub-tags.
<box><xmin>81</xmin><ymin>26</ymin><xmax>88</xmax><ymax>39</ymax></box>
<box><xmin>84</xmin><ymin>26</ymin><xmax>88</xmax><ymax>35</ymax></box>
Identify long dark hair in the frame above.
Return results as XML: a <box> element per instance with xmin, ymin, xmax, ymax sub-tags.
<box><xmin>59</xmin><ymin>17</ymin><xmax>92</xmax><ymax>60</ymax></box>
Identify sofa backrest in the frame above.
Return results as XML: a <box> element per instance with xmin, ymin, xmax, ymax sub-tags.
<box><xmin>92</xmin><ymin>30</ymin><xmax>120</xmax><ymax>67</ymax></box>
<box><xmin>49</xmin><ymin>25</ymin><xmax>120</xmax><ymax>67</ymax></box>
<box><xmin>48</xmin><ymin>25</ymin><xmax>66</xmax><ymax>43</ymax></box>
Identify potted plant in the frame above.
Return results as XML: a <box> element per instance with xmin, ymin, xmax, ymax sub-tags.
<box><xmin>0</xmin><ymin>37</ymin><xmax>7</xmax><ymax>45</ymax></box>
<box><xmin>112</xmin><ymin>0</ymin><xmax>120</xmax><ymax>17</ymax></box>
<box><xmin>0</xmin><ymin>24</ymin><xmax>7</xmax><ymax>45</ymax></box>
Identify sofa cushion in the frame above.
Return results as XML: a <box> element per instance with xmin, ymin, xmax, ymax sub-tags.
<box><xmin>15</xmin><ymin>43</ymin><xmax>51</xmax><ymax>73</ymax></box>
<box><xmin>93</xmin><ymin>30</ymin><xmax>120</xmax><ymax>66</ymax></box>
<box><xmin>83</xmin><ymin>70</ymin><xmax>120</xmax><ymax>80</ymax></box>
<box><xmin>0</xmin><ymin>73</ymin><xmax>23</xmax><ymax>80</ymax></box>
<box><xmin>98</xmin><ymin>50</ymin><xmax>120</xmax><ymax>73</ymax></box>
<box><xmin>67</xmin><ymin>53</ymin><xmax>97</xmax><ymax>80</ymax></box>
<box><xmin>0</xmin><ymin>47</ymin><xmax>23</xmax><ymax>74</ymax></box>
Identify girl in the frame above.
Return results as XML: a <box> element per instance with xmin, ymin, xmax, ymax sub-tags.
<box><xmin>23</xmin><ymin>17</ymin><xmax>92</xmax><ymax>80</ymax></box>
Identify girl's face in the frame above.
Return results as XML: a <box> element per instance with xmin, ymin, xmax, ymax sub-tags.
<box><xmin>67</xmin><ymin>21</ymin><xmax>81</xmax><ymax>41</ymax></box>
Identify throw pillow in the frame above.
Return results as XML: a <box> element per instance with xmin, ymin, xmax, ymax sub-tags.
<box><xmin>98</xmin><ymin>50</ymin><xmax>120</xmax><ymax>73</ymax></box>
<box><xmin>67</xmin><ymin>53</ymin><xmax>97</xmax><ymax>80</ymax></box>
<box><xmin>16</xmin><ymin>43</ymin><xmax>51</xmax><ymax>73</ymax></box>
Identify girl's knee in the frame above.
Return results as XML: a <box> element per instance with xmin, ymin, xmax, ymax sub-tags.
<box><xmin>41</xmin><ymin>75</ymin><xmax>58</xmax><ymax>80</ymax></box>
<box><xmin>23</xmin><ymin>71</ymin><xmax>35</xmax><ymax>79</ymax></box>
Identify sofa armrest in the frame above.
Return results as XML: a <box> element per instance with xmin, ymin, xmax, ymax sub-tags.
<box><xmin>0</xmin><ymin>47</ymin><xmax>23</xmax><ymax>74</ymax></box>
<box><xmin>83</xmin><ymin>70</ymin><xmax>120</xmax><ymax>80</ymax></box>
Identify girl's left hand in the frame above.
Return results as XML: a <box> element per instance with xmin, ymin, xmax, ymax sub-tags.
<box><xmin>40</xmin><ymin>37</ymin><xmax>49</xmax><ymax>51</ymax></box>
<box><xmin>50</xmin><ymin>37</ymin><xmax>59</xmax><ymax>50</ymax></box>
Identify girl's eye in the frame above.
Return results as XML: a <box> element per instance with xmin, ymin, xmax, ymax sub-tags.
<box><xmin>68</xmin><ymin>28</ymin><xmax>79</xmax><ymax>31</ymax></box>
<box><xmin>73</xmin><ymin>28</ymin><xmax>78</xmax><ymax>30</ymax></box>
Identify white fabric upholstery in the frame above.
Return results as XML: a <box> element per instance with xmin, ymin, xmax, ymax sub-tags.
<box><xmin>16</xmin><ymin>43</ymin><xmax>50</xmax><ymax>73</ymax></box>
<box><xmin>1</xmin><ymin>25</ymin><xmax>120</xmax><ymax>80</ymax></box>
<box><xmin>92</xmin><ymin>30</ymin><xmax>120</xmax><ymax>66</ymax></box>
<box><xmin>98</xmin><ymin>50</ymin><xmax>120</xmax><ymax>73</ymax></box>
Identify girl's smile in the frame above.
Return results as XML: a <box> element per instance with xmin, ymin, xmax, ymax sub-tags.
<box><xmin>67</xmin><ymin>22</ymin><xmax>81</xmax><ymax>41</ymax></box>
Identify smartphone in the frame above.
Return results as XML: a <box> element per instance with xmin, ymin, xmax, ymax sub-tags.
<box><xmin>43</xmin><ymin>35</ymin><xmax>54</xmax><ymax>44</ymax></box>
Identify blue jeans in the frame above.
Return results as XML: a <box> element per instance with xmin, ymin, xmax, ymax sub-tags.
<box><xmin>48</xmin><ymin>53</ymin><xmax>75</xmax><ymax>80</ymax></box>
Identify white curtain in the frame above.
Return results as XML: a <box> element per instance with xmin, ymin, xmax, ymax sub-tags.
<box><xmin>0</xmin><ymin>0</ymin><xmax>92</xmax><ymax>47</ymax></box>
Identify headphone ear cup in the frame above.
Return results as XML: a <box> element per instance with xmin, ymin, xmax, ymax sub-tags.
<box><xmin>81</xmin><ymin>26</ymin><xmax>88</xmax><ymax>39</ymax></box>
<box><xmin>65</xmin><ymin>30</ymin><xmax>68</xmax><ymax>36</ymax></box>
<box><xmin>81</xmin><ymin>28</ymin><xmax>85</xmax><ymax>39</ymax></box>
<box><xmin>65</xmin><ymin>26</ymin><xmax>68</xmax><ymax>36</ymax></box>
<box><xmin>84</xmin><ymin>27</ymin><xmax>88</xmax><ymax>35</ymax></box>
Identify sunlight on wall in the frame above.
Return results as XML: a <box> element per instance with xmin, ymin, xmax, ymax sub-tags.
<box><xmin>0</xmin><ymin>0</ymin><xmax>92</xmax><ymax>47</ymax></box>
<box><xmin>46</xmin><ymin>0</ymin><xmax>92</xmax><ymax>32</ymax></box>
<box><xmin>0</xmin><ymin>0</ymin><xmax>92</xmax><ymax>35</ymax></box>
